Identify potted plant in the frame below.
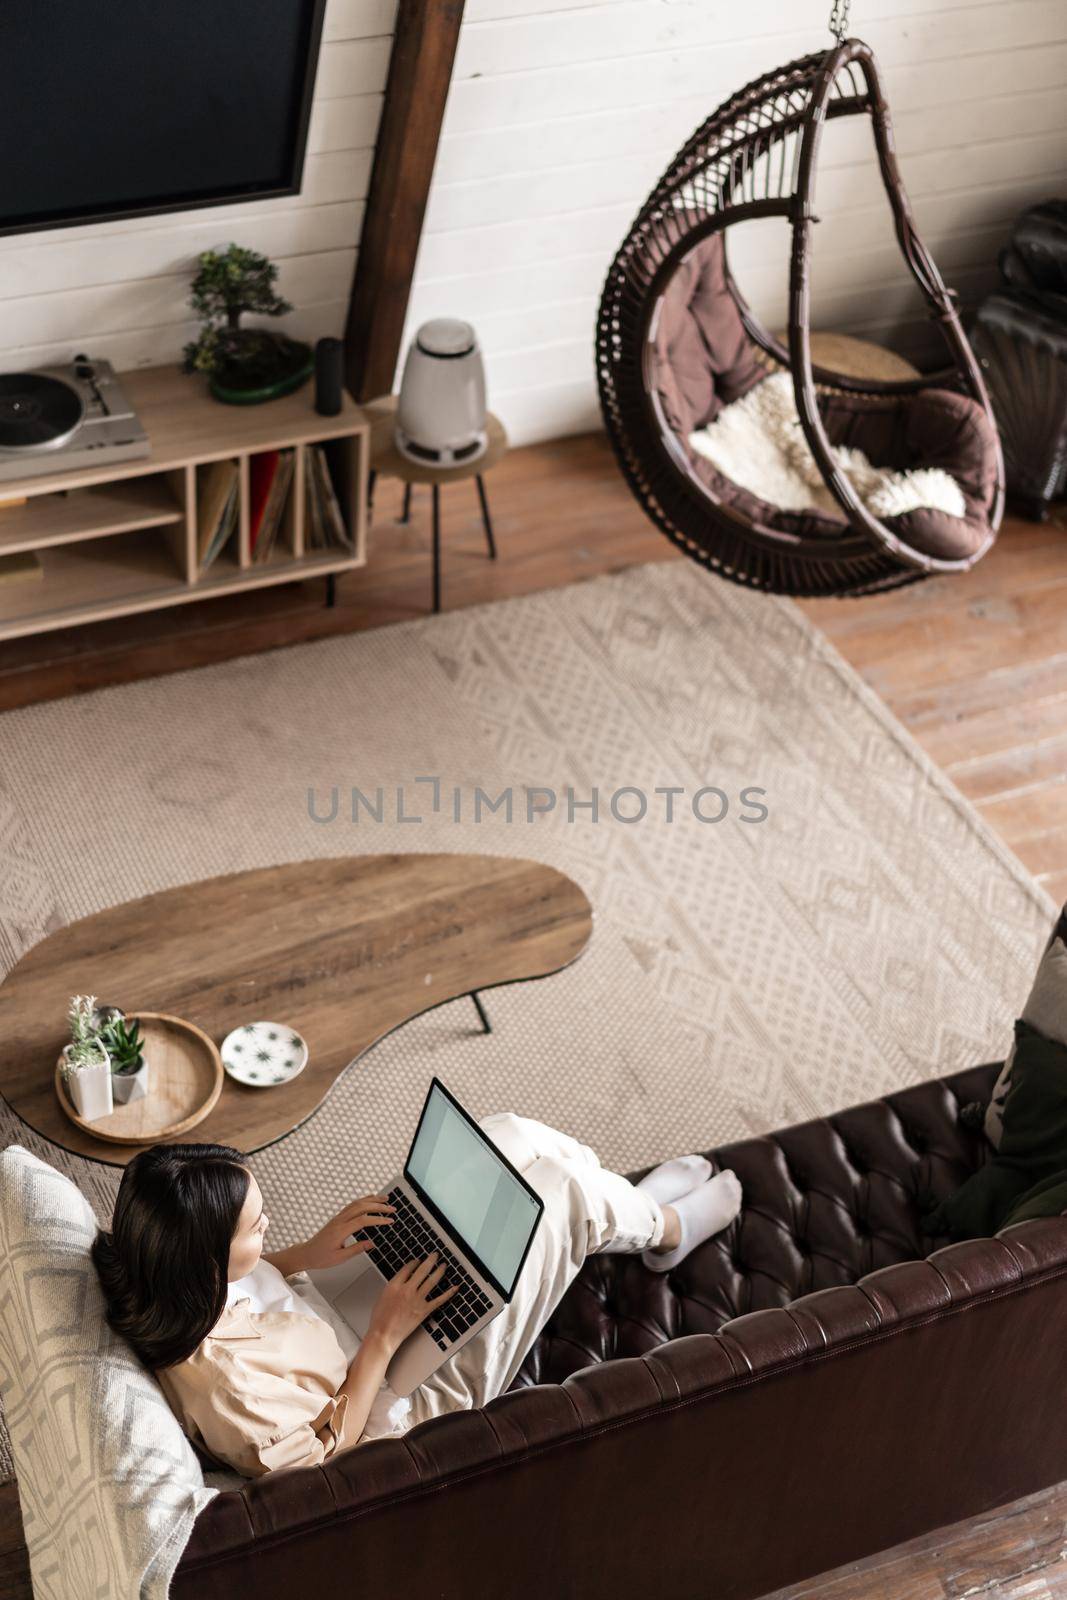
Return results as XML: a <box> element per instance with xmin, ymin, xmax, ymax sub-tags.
<box><xmin>181</xmin><ymin>243</ymin><xmax>313</xmax><ymax>405</ymax></box>
<box><xmin>59</xmin><ymin>994</ymin><xmax>113</xmax><ymax>1121</ymax></box>
<box><xmin>96</xmin><ymin>1010</ymin><xmax>150</xmax><ymax>1104</ymax></box>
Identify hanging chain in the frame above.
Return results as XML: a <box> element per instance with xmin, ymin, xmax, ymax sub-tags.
<box><xmin>828</xmin><ymin>0</ymin><xmax>850</xmax><ymax>41</ymax></box>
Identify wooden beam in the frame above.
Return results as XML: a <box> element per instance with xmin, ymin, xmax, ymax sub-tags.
<box><xmin>344</xmin><ymin>0</ymin><xmax>466</xmax><ymax>403</ymax></box>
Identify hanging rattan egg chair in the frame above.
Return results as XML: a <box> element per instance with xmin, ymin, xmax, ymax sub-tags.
<box><xmin>595</xmin><ymin>30</ymin><xmax>1005</xmax><ymax>597</ymax></box>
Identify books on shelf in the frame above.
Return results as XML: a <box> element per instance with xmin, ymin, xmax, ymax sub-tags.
<box><xmin>196</xmin><ymin>460</ymin><xmax>239</xmax><ymax>574</ymax></box>
<box><xmin>195</xmin><ymin>445</ymin><xmax>349</xmax><ymax>576</ymax></box>
<box><xmin>251</xmin><ymin>448</ymin><xmax>295</xmax><ymax>564</ymax></box>
<box><xmin>305</xmin><ymin>445</ymin><xmax>353</xmax><ymax>553</ymax></box>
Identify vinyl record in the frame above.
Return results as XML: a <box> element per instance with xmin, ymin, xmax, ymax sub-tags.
<box><xmin>0</xmin><ymin>373</ymin><xmax>84</xmax><ymax>452</ymax></box>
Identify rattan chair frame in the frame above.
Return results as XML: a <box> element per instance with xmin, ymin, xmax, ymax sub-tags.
<box><xmin>595</xmin><ymin>38</ymin><xmax>1005</xmax><ymax>597</ymax></box>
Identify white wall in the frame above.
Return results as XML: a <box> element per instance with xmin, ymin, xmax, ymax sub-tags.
<box><xmin>0</xmin><ymin>0</ymin><xmax>1063</xmax><ymax>448</ymax></box>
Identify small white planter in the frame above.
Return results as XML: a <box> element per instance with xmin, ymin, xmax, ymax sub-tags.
<box><xmin>62</xmin><ymin>1042</ymin><xmax>114</xmax><ymax>1121</ymax></box>
<box><xmin>111</xmin><ymin>1057</ymin><xmax>150</xmax><ymax>1105</ymax></box>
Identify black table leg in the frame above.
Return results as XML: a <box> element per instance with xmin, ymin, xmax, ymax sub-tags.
<box><xmin>475</xmin><ymin>474</ymin><xmax>497</xmax><ymax>559</ymax></box>
<box><xmin>432</xmin><ymin>484</ymin><xmax>441</xmax><ymax>613</ymax></box>
<box><xmin>470</xmin><ymin>991</ymin><xmax>492</xmax><ymax>1034</ymax></box>
<box><xmin>367</xmin><ymin>468</ymin><xmax>377</xmax><ymax>515</ymax></box>
<box><xmin>401</xmin><ymin>483</ymin><xmax>413</xmax><ymax>524</ymax></box>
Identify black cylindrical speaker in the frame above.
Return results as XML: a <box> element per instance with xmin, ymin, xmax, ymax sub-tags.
<box><xmin>314</xmin><ymin>337</ymin><xmax>343</xmax><ymax>416</ymax></box>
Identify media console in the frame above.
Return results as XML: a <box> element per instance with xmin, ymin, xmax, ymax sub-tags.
<box><xmin>0</xmin><ymin>363</ymin><xmax>368</xmax><ymax>641</ymax></box>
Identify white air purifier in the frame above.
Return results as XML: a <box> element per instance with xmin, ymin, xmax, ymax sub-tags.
<box><xmin>395</xmin><ymin>318</ymin><xmax>488</xmax><ymax>468</ymax></box>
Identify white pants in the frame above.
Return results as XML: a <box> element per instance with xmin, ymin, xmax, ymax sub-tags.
<box><xmin>405</xmin><ymin>1112</ymin><xmax>666</xmax><ymax>1427</ymax></box>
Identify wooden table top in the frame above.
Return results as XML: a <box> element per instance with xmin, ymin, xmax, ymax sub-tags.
<box><xmin>0</xmin><ymin>853</ymin><xmax>593</xmax><ymax>1166</ymax></box>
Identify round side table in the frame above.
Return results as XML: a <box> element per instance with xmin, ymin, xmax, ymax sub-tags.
<box><xmin>365</xmin><ymin>394</ymin><xmax>508</xmax><ymax>613</ymax></box>
<box><xmin>770</xmin><ymin>330</ymin><xmax>920</xmax><ymax>382</ymax></box>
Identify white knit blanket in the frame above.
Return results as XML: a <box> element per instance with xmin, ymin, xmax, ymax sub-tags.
<box><xmin>0</xmin><ymin>1146</ymin><xmax>225</xmax><ymax>1600</ymax></box>
<box><xmin>689</xmin><ymin>370</ymin><xmax>966</xmax><ymax>521</ymax></box>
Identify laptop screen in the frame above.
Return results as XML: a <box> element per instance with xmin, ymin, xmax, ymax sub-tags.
<box><xmin>405</xmin><ymin>1080</ymin><xmax>543</xmax><ymax>1300</ymax></box>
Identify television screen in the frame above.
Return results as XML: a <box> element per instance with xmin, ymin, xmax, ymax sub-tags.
<box><xmin>0</xmin><ymin>0</ymin><xmax>326</xmax><ymax>237</ymax></box>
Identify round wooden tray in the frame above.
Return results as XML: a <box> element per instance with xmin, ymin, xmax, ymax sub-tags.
<box><xmin>54</xmin><ymin>1012</ymin><xmax>224</xmax><ymax>1145</ymax></box>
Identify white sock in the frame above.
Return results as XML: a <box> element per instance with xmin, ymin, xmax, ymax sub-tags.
<box><xmin>636</xmin><ymin>1153</ymin><xmax>712</xmax><ymax>1205</ymax></box>
<box><xmin>642</xmin><ymin>1170</ymin><xmax>743</xmax><ymax>1272</ymax></box>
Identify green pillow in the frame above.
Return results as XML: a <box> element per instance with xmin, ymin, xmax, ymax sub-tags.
<box><xmin>925</xmin><ymin>1018</ymin><xmax>1067</xmax><ymax>1239</ymax></box>
<box><xmin>986</xmin><ymin>930</ymin><xmax>1067</xmax><ymax>1147</ymax></box>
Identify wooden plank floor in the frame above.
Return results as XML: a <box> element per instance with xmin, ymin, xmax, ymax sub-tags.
<box><xmin>802</xmin><ymin>513</ymin><xmax>1067</xmax><ymax>910</ymax></box>
<box><xmin>0</xmin><ymin>429</ymin><xmax>1065</xmax><ymax>1598</ymax></box>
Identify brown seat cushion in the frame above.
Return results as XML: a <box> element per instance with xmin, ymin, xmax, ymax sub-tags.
<box><xmin>820</xmin><ymin>386</ymin><xmax>997</xmax><ymax>561</ymax></box>
<box><xmin>649</xmin><ymin>227</ymin><xmax>765</xmax><ymax>437</ymax></box>
<box><xmin>645</xmin><ymin>228</ymin><xmax>998</xmax><ymax>560</ymax></box>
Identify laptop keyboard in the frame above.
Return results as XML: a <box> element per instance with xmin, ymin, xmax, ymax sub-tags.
<box><xmin>351</xmin><ymin>1187</ymin><xmax>494</xmax><ymax>1351</ymax></box>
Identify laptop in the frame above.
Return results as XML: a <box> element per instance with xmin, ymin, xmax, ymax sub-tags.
<box><xmin>308</xmin><ymin>1077</ymin><xmax>545</xmax><ymax>1396</ymax></box>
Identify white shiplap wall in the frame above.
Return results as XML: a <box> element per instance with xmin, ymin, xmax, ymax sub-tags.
<box><xmin>0</xmin><ymin>0</ymin><xmax>1063</xmax><ymax>447</ymax></box>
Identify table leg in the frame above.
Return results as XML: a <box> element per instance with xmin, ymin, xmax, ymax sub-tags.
<box><xmin>470</xmin><ymin>991</ymin><xmax>492</xmax><ymax>1034</ymax></box>
<box><xmin>401</xmin><ymin>483</ymin><xmax>413</xmax><ymax>524</ymax></box>
<box><xmin>475</xmin><ymin>474</ymin><xmax>497</xmax><ymax>559</ymax></box>
<box><xmin>432</xmin><ymin>484</ymin><xmax>441</xmax><ymax>614</ymax></box>
<box><xmin>367</xmin><ymin>468</ymin><xmax>377</xmax><ymax>516</ymax></box>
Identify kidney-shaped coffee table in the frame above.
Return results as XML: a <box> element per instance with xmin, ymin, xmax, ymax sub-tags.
<box><xmin>0</xmin><ymin>853</ymin><xmax>593</xmax><ymax>1166</ymax></box>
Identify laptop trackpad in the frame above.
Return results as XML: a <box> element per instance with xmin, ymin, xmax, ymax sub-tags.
<box><xmin>335</xmin><ymin>1264</ymin><xmax>382</xmax><ymax>1337</ymax></box>
<box><xmin>333</xmin><ymin>1268</ymin><xmax>438</xmax><ymax>1396</ymax></box>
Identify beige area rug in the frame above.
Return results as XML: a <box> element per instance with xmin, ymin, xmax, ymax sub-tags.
<box><xmin>0</xmin><ymin>559</ymin><xmax>1056</xmax><ymax>1484</ymax></box>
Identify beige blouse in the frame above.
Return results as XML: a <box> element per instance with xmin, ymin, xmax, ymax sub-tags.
<box><xmin>156</xmin><ymin>1299</ymin><xmax>355</xmax><ymax>1477</ymax></box>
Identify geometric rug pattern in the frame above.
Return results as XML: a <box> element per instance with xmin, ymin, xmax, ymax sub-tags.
<box><xmin>0</xmin><ymin>558</ymin><xmax>1055</xmax><ymax>1483</ymax></box>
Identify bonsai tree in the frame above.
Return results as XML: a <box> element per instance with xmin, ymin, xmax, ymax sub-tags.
<box><xmin>182</xmin><ymin>244</ymin><xmax>310</xmax><ymax>401</ymax></box>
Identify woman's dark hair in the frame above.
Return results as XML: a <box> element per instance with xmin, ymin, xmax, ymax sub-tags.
<box><xmin>90</xmin><ymin>1142</ymin><xmax>250</xmax><ymax>1371</ymax></box>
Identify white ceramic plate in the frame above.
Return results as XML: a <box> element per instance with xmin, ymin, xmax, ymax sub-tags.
<box><xmin>221</xmin><ymin>1021</ymin><xmax>309</xmax><ymax>1088</ymax></box>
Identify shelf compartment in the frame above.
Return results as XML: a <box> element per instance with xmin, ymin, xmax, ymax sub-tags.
<box><xmin>247</xmin><ymin>446</ymin><xmax>300</xmax><ymax>567</ymax></box>
<box><xmin>0</xmin><ymin>528</ymin><xmax>187</xmax><ymax>641</ymax></box>
<box><xmin>0</xmin><ymin>476</ymin><xmax>183</xmax><ymax>557</ymax></box>
<box><xmin>191</xmin><ymin>457</ymin><xmax>242</xmax><ymax>581</ymax></box>
<box><xmin>0</xmin><ymin>532</ymin><xmax>365</xmax><ymax>642</ymax></box>
<box><xmin>305</xmin><ymin>437</ymin><xmax>361</xmax><ymax>559</ymax></box>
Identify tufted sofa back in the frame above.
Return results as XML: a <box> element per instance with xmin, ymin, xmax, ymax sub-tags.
<box><xmin>511</xmin><ymin>1061</ymin><xmax>998</xmax><ymax>1387</ymax></box>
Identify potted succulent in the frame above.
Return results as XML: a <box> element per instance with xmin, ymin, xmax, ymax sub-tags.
<box><xmin>95</xmin><ymin>1009</ymin><xmax>150</xmax><ymax>1104</ymax></box>
<box><xmin>59</xmin><ymin>994</ymin><xmax>113</xmax><ymax>1121</ymax></box>
<box><xmin>181</xmin><ymin>243</ymin><xmax>313</xmax><ymax>405</ymax></box>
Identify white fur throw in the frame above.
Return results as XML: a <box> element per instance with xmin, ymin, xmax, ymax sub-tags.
<box><xmin>688</xmin><ymin>371</ymin><xmax>967</xmax><ymax>522</ymax></box>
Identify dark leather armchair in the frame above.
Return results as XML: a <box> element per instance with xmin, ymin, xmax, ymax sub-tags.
<box><xmin>173</xmin><ymin>1061</ymin><xmax>1067</xmax><ymax>1600</ymax></box>
<box><xmin>970</xmin><ymin>198</ymin><xmax>1067</xmax><ymax>521</ymax></box>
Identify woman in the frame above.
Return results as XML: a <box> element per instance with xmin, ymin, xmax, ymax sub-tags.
<box><xmin>92</xmin><ymin>1110</ymin><xmax>742</xmax><ymax>1477</ymax></box>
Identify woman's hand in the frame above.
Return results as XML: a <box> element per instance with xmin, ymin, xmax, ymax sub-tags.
<box><xmin>273</xmin><ymin>1195</ymin><xmax>398</xmax><ymax>1275</ymax></box>
<box><xmin>367</xmin><ymin>1252</ymin><xmax>460</xmax><ymax>1356</ymax></box>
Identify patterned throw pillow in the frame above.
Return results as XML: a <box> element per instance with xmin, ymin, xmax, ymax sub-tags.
<box><xmin>985</xmin><ymin>928</ymin><xmax>1067</xmax><ymax>1147</ymax></box>
<box><xmin>0</xmin><ymin>1145</ymin><xmax>222</xmax><ymax>1600</ymax></box>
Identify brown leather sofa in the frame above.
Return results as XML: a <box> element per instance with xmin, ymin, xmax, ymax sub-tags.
<box><xmin>172</xmin><ymin>1061</ymin><xmax>1067</xmax><ymax>1599</ymax></box>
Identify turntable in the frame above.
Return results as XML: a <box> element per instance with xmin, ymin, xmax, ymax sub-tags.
<box><xmin>0</xmin><ymin>354</ymin><xmax>149</xmax><ymax>484</ymax></box>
